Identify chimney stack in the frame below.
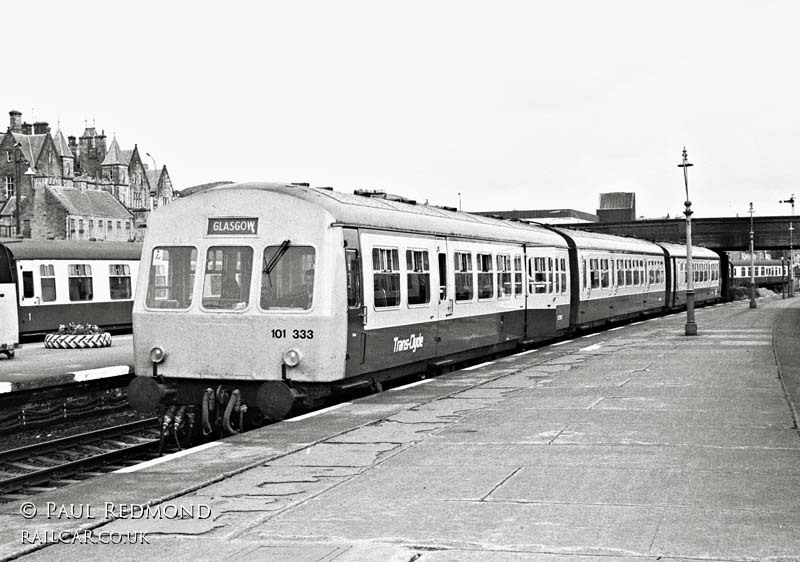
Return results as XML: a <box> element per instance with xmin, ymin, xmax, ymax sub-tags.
<box><xmin>21</xmin><ymin>122</ymin><xmax>32</xmax><ymax>135</ymax></box>
<box><xmin>9</xmin><ymin>110</ymin><xmax>22</xmax><ymax>132</ymax></box>
<box><xmin>33</xmin><ymin>121</ymin><xmax>49</xmax><ymax>135</ymax></box>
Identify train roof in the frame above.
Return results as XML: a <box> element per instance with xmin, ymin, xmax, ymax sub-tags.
<box><xmin>550</xmin><ymin>226</ymin><xmax>664</xmax><ymax>254</ymax></box>
<box><xmin>184</xmin><ymin>182</ymin><xmax>571</xmax><ymax>247</ymax></box>
<box><xmin>656</xmin><ymin>242</ymin><xmax>719</xmax><ymax>260</ymax></box>
<box><xmin>729</xmin><ymin>259</ymin><xmax>785</xmax><ymax>266</ymax></box>
<box><xmin>0</xmin><ymin>239</ymin><xmax>143</xmax><ymax>260</ymax></box>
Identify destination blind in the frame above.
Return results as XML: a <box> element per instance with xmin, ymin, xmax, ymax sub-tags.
<box><xmin>207</xmin><ymin>218</ymin><xmax>259</xmax><ymax>235</ymax></box>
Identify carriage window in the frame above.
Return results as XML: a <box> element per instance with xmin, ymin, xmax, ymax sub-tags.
<box><xmin>203</xmin><ymin>246</ymin><xmax>253</xmax><ymax>310</ymax></box>
<box><xmin>616</xmin><ymin>259</ymin><xmax>624</xmax><ymax>286</ymax></box>
<box><xmin>68</xmin><ymin>264</ymin><xmax>93</xmax><ymax>301</ymax></box>
<box><xmin>530</xmin><ymin>257</ymin><xmax>551</xmax><ymax>294</ymax></box>
<box><xmin>559</xmin><ymin>257</ymin><xmax>567</xmax><ymax>294</ymax></box>
<box><xmin>589</xmin><ymin>258</ymin><xmax>600</xmax><ymax>289</ymax></box>
<box><xmin>21</xmin><ymin>271</ymin><xmax>34</xmax><ymax>299</ymax></box>
<box><xmin>109</xmin><ymin>264</ymin><xmax>132</xmax><ymax>299</ymax></box>
<box><xmin>454</xmin><ymin>252</ymin><xmax>473</xmax><ymax>302</ymax></box>
<box><xmin>146</xmin><ymin>246</ymin><xmax>197</xmax><ymax>309</ymax></box>
<box><xmin>497</xmin><ymin>255</ymin><xmax>512</xmax><ymax>298</ymax></box>
<box><xmin>261</xmin><ymin>246</ymin><xmax>315</xmax><ymax>310</ymax></box>
<box><xmin>373</xmin><ymin>248</ymin><xmax>400</xmax><ymax>308</ymax></box>
<box><xmin>40</xmin><ymin>264</ymin><xmax>56</xmax><ymax>302</ymax></box>
<box><xmin>346</xmin><ymin>248</ymin><xmax>361</xmax><ymax>308</ymax></box>
<box><xmin>477</xmin><ymin>253</ymin><xmax>494</xmax><ymax>299</ymax></box>
<box><xmin>600</xmin><ymin>258</ymin><xmax>610</xmax><ymax>289</ymax></box>
<box><xmin>406</xmin><ymin>249</ymin><xmax>430</xmax><ymax>306</ymax></box>
<box><xmin>438</xmin><ymin>253</ymin><xmax>447</xmax><ymax>301</ymax></box>
<box><xmin>514</xmin><ymin>255</ymin><xmax>523</xmax><ymax>296</ymax></box>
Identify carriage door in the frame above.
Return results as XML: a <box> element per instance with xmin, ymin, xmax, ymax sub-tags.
<box><xmin>343</xmin><ymin>228</ymin><xmax>366</xmax><ymax>372</ymax></box>
<box><xmin>435</xmin><ymin>237</ymin><xmax>452</xmax><ymax>356</ymax></box>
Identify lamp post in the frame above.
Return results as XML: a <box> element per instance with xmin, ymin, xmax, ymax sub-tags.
<box><xmin>779</xmin><ymin>194</ymin><xmax>795</xmax><ymax>297</ymax></box>
<box><xmin>678</xmin><ymin>147</ymin><xmax>696</xmax><ymax>336</ymax></box>
<box><xmin>749</xmin><ymin>202</ymin><xmax>757</xmax><ymax>308</ymax></box>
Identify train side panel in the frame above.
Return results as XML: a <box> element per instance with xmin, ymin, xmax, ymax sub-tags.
<box><xmin>15</xmin><ymin>258</ymin><xmax>138</xmax><ymax>335</ymax></box>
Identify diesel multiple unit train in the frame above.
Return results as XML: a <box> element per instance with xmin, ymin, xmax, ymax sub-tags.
<box><xmin>729</xmin><ymin>259</ymin><xmax>791</xmax><ymax>292</ymax></box>
<box><xmin>0</xmin><ymin>239</ymin><xmax>141</xmax><ymax>357</ymax></box>
<box><xmin>127</xmin><ymin>182</ymin><xmax>722</xmax><ymax>433</ymax></box>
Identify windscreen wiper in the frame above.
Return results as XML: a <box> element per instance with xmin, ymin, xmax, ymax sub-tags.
<box><xmin>263</xmin><ymin>240</ymin><xmax>291</xmax><ymax>285</ymax></box>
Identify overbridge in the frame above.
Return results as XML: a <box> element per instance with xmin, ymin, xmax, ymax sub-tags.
<box><xmin>563</xmin><ymin>216</ymin><xmax>797</xmax><ymax>251</ymax></box>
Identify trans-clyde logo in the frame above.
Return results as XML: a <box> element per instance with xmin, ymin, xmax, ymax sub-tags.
<box><xmin>393</xmin><ymin>333</ymin><xmax>424</xmax><ymax>353</ymax></box>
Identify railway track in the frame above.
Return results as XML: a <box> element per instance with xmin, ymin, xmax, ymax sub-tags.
<box><xmin>0</xmin><ymin>418</ymin><xmax>159</xmax><ymax>501</ymax></box>
<box><xmin>0</xmin><ymin>374</ymin><xmax>134</xmax><ymax>436</ymax></box>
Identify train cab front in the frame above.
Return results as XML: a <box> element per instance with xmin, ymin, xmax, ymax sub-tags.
<box><xmin>127</xmin><ymin>190</ymin><xmax>346</xmax><ymax>440</ymax></box>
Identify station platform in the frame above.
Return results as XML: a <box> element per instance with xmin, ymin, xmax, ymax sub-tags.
<box><xmin>2</xmin><ymin>298</ymin><xmax>799</xmax><ymax>561</ymax></box>
<box><xmin>0</xmin><ymin>335</ymin><xmax>133</xmax><ymax>394</ymax></box>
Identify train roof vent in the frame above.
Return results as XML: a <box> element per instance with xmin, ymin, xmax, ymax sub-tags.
<box><xmin>354</xmin><ymin>189</ymin><xmax>416</xmax><ymax>205</ymax></box>
<box><xmin>290</xmin><ymin>182</ymin><xmax>310</xmax><ymax>187</ymax></box>
<box><xmin>315</xmin><ymin>186</ymin><xmax>334</xmax><ymax>191</ymax></box>
<box><xmin>431</xmin><ymin>205</ymin><xmax>458</xmax><ymax>212</ymax></box>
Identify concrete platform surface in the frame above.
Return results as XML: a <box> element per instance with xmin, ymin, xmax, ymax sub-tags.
<box><xmin>0</xmin><ymin>334</ymin><xmax>133</xmax><ymax>392</ymax></box>
<box><xmin>2</xmin><ymin>299</ymin><xmax>799</xmax><ymax>561</ymax></box>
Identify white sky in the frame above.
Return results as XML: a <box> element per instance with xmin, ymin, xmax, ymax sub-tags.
<box><xmin>3</xmin><ymin>1</ymin><xmax>799</xmax><ymax>218</ymax></box>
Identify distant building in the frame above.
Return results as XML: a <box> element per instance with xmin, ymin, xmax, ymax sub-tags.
<box><xmin>0</xmin><ymin>110</ymin><xmax>175</xmax><ymax>239</ymax></box>
<box><xmin>597</xmin><ymin>192</ymin><xmax>636</xmax><ymax>223</ymax></box>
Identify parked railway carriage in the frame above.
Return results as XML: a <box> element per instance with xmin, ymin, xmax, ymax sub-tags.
<box><xmin>657</xmin><ymin>242</ymin><xmax>721</xmax><ymax>307</ymax></box>
<box><xmin>730</xmin><ymin>259</ymin><xmax>788</xmax><ymax>291</ymax></box>
<box><xmin>0</xmin><ymin>239</ymin><xmax>141</xmax><ymax>350</ymax></box>
<box><xmin>551</xmin><ymin>228</ymin><xmax>668</xmax><ymax>327</ymax></box>
<box><xmin>127</xmin><ymin>182</ymin><xmax>722</xmax><ymax>430</ymax></box>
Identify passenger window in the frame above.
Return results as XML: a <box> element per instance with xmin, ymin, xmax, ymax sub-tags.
<box><xmin>261</xmin><ymin>246</ymin><xmax>315</xmax><ymax>310</ymax></box>
<box><xmin>513</xmin><ymin>255</ymin><xmax>523</xmax><ymax>296</ymax></box>
<box><xmin>477</xmin><ymin>253</ymin><xmax>494</xmax><ymax>299</ymax></box>
<box><xmin>373</xmin><ymin>248</ymin><xmax>400</xmax><ymax>308</ymax></box>
<box><xmin>406</xmin><ymin>249</ymin><xmax>430</xmax><ymax>306</ymax></box>
<box><xmin>346</xmin><ymin>248</ymin><xmax>362</xmax><ymax>308</ymax></box>
<box><xmin>22</xmin><ymin>271</ymin><xmax>34</xmax><ymax>299</ymax></box>
<box><xmin>438</xmin><ymin>253</ymin><xmax>447</xmax><ymax>301</ymax></box>
<box><xmin>203</xmin><ymin>246</ymin><xmax>253</xmax><ymax>310</ymax></box>
<box><xmin>600</xmin><ymin>258</ymin><xmax>610</xmax><ymax>289</ymax></box>
<box><xmin>40</xmin><ymin>264</ymin><xmax>56</xmax><ymax>302</ymax></box>
<box><xmin>109</xmin><ymin>264</ymin><xmax>132</xmax><ymax>299</ymax></box>
<box><xmin>146</xmin><ymin>247</ymin><xmax>197</xmax><ymax>309</ymax></box>
<box><xmin>454</xmin><ymin>252</ymin><xmax>473</xmax><ymax>302</ymax></box>
<box><xmin>560</xmin><ymin>258</ymin><xmax>567</xmax><ymax>294</ymax></box>
<box><xmin>497</xmin><ymin>255</ymin><xmax>512</xmax><ymax>298</ymax></box>
<box><xmin>589</xmin><ymin>258</ymin><xmax>600</xmax><ymax>289</ymax></box>
<box><xmin>68</xmin><ymin>264</ymin><xmax>93</xmax><ymax>301</ymax></box>
<box><xmin>530</xmin><ymin>257</ymin><xmax>548</xmax><ymax>294</ymax></box>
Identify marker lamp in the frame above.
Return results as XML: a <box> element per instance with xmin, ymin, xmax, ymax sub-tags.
<box><xmin>149</xmin><ymin>346</ymin><xmax>166</xmax><ymax>364</ymax></box>
<box><xmin>283</xmin><ymin>348</ymin><xmax>301</xmax><ymax>367</ymax></box>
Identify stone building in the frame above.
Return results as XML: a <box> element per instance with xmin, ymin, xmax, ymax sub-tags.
<box><xmin>0</xmin><ymin>110</ymin><xmax>174</xmax><ymax>239</ymax></box>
